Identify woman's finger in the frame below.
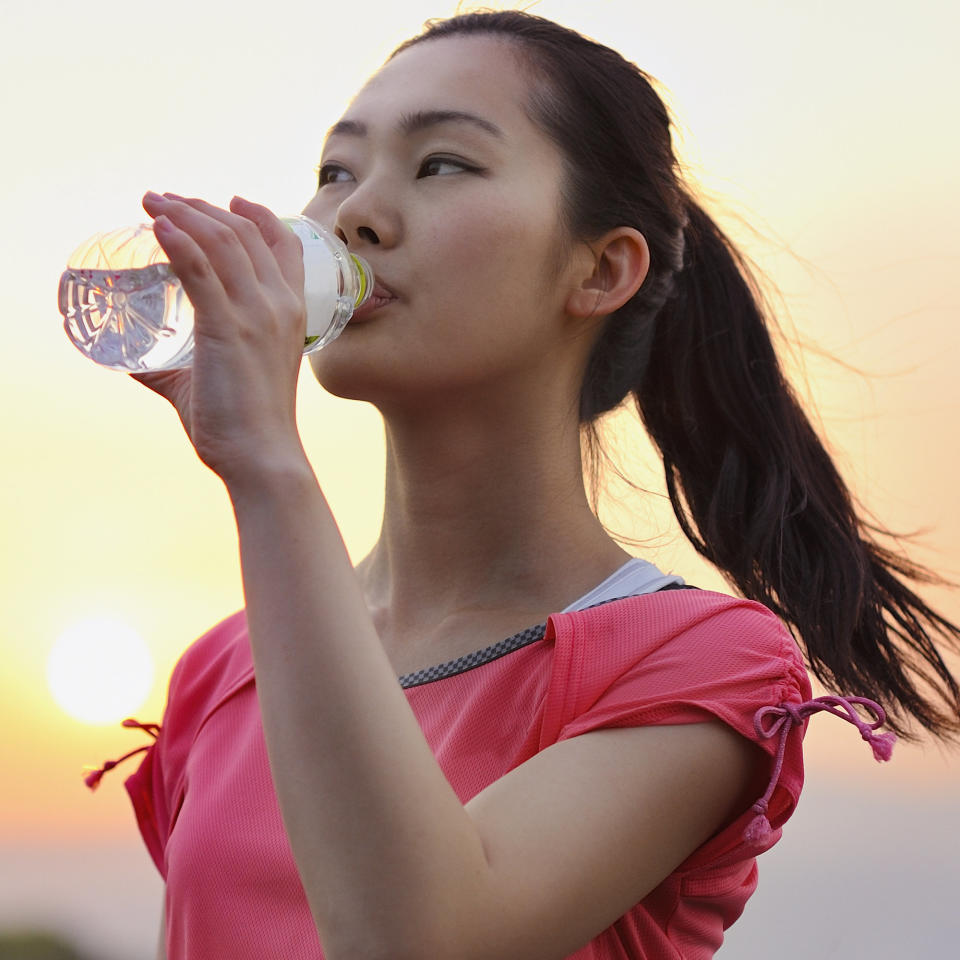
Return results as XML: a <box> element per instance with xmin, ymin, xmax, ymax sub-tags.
<box><xmin>155</xmin><ymin>193</ymin><xmax>291</xmax><ymax>292</ymax></box>
<box><xmin>229</xmin><ymin>195</ymin><xmax>306</xmax><ymax>294</ymax></box>
<box><xmin>142</xmin><ymin>193</ymin><xmax>267</xmax><ymax>307</ymax></box>
<box><xmin>150</xmin><ymin>214</ymin><xmax>235</xmax><ymax>337</ymax></box>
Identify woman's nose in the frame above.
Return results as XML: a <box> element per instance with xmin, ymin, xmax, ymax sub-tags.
<box><xmin>339</xmin><ymin>224</ymin><xmax>380</xmax><ymax>245</ymax></box>
<box><xmin>334</xmin><ymin>181</ymin><xmax>400</xmax><ymax>250</ymax></box>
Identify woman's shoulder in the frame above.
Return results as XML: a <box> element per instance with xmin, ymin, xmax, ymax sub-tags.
<box><xmin>551</xmin><ymin>586</ymin><xmax>800</xmax><ymax>663</ymax></box>
<box><xmin>164</xmin><ymin>609</ymin><xmax>254</xmax><ymax>727</ymax></box>
<box><xmin>543</xmin><ymin>587</ymin><xmax>810</xmax><ymax>730</ymax></box>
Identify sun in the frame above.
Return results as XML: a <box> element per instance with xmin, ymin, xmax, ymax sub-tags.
<box><xmin>47</xmin><ymin>617</ymin><xmax>155</xmax><ymax>725</ymax></box>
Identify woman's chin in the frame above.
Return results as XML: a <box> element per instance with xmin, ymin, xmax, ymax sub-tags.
<box><xmin>308</xmin><ymin>346</ymin><xmax>399</xmax><ymax>405</ymax></box>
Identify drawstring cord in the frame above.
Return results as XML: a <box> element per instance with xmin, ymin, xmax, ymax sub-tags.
<box><xmin>743</xmin><ymin>695</ymin><xmax>896</xmax><ymax>844</ymax></box>
<box><xmin>83</xmin><ymin>718</ymin><xmax>160</xmax><ymax>791</ymax></box>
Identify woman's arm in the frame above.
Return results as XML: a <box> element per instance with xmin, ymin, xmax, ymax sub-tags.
<box><xmin>229</xmin><ymin>466</ymin><xmax>760</xmax><ymax>960</ymax></box>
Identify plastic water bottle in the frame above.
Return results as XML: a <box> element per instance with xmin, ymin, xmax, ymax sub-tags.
<box><xmin>58</xmin><ymin>217</ymin><xmax>373</xmax><ymax>373</ymax></box>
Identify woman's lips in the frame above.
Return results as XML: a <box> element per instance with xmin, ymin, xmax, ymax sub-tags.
<box><xmin>350</xmin><ymin>282</ymin><xmax>397</xmax><ymax>322</ymax></box>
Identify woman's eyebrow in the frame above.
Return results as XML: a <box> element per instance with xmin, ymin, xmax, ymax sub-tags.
<box><xmin>325</xmin><ymin>109</ymin><xmax>506</xmax><ymax>141</ymax></box>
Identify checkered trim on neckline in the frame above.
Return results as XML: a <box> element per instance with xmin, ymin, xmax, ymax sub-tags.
<box><xmin>399</xmin><ymin>622</ymin><xmax>546</xmax><ymax>689</ymax></box>
<box><xmin>397</xmin><ymin>583</ymin><xmax>697</xmax><ymax>689</ymax></box>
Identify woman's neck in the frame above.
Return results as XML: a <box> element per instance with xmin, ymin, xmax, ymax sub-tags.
<box><xmin>355</xmin><ymin>398</ymin><xmax>633</xmax><ymax>657</ymax></box>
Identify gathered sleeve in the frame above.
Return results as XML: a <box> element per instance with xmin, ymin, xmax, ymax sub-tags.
<box><xmin>537</xmin><ymin>590</ymin><xmax>813</xmax><ymax>867</ymax></box>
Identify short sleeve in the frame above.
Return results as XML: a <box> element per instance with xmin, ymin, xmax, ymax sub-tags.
<box><xmin>539</xmin><ymin>590</ymin><xmax>812</xmax><ymax>866</ymax></box>
<box><xmin>123</xmin><ymin>609</ymin><xmax>254</xmax><ymax>877</ymax></box>
<box><xmin>124</xmin><ymin>653</ymin><xmax>188</xmax><ymax>877</ymax></box>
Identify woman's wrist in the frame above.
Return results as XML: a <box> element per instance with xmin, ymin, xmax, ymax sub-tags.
<box><xmin>223</xmin><ymin>445</ymin><xmax>318</xmax><ymax>512</ymax></box>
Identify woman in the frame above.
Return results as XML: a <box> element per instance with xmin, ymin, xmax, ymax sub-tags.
<box><xmin>89</xmin><ymin>11</ymin><xmax>960</xmax><ymax>959</ymax></box>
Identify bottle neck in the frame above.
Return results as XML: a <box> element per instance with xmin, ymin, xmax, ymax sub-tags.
<box><xmin>349</xmin><ymin>253</ymin><xmax>374</xmax><ymax>307</ymax></box>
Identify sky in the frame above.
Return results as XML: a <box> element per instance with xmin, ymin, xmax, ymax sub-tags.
<box><xmin>1</xmin><ymin>0</ymin><xmax>959</xmax><ymax>957</ymax></box>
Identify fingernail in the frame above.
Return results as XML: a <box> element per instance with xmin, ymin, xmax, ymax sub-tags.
<box><xmin>163</xmin><ymin>192</ymin><xmax>186</xmax><ymax>201</ymax></box>
<box><xmin>154</xmin><ymin>215</ymin><xmax>172</xmax><ymax>231</ymax></box>
<box><xmin>144</xmin><ymin>191</ymin><xmax>163</xmax><ymax>202</ymax></box>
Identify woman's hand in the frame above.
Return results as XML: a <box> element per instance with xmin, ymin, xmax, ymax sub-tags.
<box><xmin>134</xmin><ymin>192</ymin><xmax>310</xmax><ymax>489</ymax></box>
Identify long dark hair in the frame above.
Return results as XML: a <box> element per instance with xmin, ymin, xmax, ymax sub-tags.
<box><xmin>390</xmin><ymin>11</ymin><xmax>960</xmax><ymax>741</ymax></box>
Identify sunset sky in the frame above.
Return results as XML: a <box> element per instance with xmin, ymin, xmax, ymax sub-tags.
<box><xmin>2</xmin><ymin>1</ymin><xmax>958</xmax><ymax>957</ymax></box>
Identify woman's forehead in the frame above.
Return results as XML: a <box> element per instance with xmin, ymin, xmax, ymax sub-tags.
<box><xmin>349</xmin><ymin>35</ymin><xmax>534</xmax><ymax>131</ymax></box>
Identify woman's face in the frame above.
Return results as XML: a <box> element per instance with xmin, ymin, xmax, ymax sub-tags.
<box><xmin>304</xmin><ymin>34</ymin><xmax>591</xmax><ymax>412</ymax></box>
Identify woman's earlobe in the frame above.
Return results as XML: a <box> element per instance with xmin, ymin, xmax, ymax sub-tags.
<box><xmin>566</xmin><ymin>228</ymin><xmax>650</xmax><ymax>319</ymax></box>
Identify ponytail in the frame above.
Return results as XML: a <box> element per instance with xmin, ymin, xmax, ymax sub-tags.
<box><xmin>628</xmin><ymin>200</ymin><xmax>960</xmax><ymax>741</ymax></box>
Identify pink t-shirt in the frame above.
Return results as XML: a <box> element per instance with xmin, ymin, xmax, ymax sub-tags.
<box><xmin>122</xmin><ymin>589</ymin><xmax>813</xmax><ymax>958</ymax></box>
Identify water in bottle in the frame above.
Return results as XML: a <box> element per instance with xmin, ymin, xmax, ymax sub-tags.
<box><xmin>59</xmin><ymin>216</ymin><xmax>373</xmax><ymax>372</ymax></box>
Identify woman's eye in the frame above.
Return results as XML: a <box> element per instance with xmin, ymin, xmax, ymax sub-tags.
<box><xmin>418</xmin><ymin>157</ymin><xmax>473</xmax><ymax>178</ymax></box>
<box><xmin>317</xmin><ymin>157</ymin><xmax>477</xmax><ymax>186</ymax></box>
<box><xmin>316</xmin><ymin>163</ymin><xmax>353</xmax><ymax>186</ymax></box>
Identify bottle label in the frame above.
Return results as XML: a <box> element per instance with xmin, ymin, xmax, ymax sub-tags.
<box><xmin>284</xmin><ymin>218</ymin><xmax>338</xmax><ymax>339</ymax></box>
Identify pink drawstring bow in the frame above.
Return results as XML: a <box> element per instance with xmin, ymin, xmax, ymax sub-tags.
<box><xmin>743</xmin><ymin>695</ymin><xmax>896</xmax><ymax>845</ymax></box>
<box><xmin>83</xmin><ymin>718</ymin><xmax>160</xmax><ymax>790</ymax></box>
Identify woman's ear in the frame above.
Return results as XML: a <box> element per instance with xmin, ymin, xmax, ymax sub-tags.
<box><xmin>565</xmin><ymin>227</ymin><xmax>650</xmax><ymax>320</ymax></box>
